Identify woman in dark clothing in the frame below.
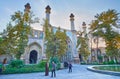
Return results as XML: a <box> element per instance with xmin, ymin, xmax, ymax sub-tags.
<box><xmin>2</xmin><ymin>58</ymin><xmax>7</xmax><ymax>71</ymax></box>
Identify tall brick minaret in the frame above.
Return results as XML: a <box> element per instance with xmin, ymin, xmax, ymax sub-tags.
<box><xmin>45</xmin><ymin>5</ymin><xmax>51</xmax><ymax>24</ymax></box>
<box><xmin>70</xmin><ymin>13</ymin><xmax>79</xmax><ymax>63</ymax></box>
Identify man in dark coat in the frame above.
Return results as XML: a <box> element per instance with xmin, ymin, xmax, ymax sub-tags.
<box><xmin>68</xmin><ymin>62</ymin><xmax>72</xmax><ymax>73</ymax></box>
<box><xmin>51</xmin><ymin>61</ymin><xmax>56</xmax><ymax>77</ymax></box>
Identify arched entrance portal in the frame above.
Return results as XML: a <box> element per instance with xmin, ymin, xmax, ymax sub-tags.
<box><xmin>29</xmin><ymin>50</ymin><xmax>38</xmax><ymax>64</ymax></box>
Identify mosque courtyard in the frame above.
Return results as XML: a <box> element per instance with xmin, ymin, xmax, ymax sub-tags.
<box><xmin>0</xmin><ymin>64</ymin><xmax>119</xmax><ymax>79</ymax></box>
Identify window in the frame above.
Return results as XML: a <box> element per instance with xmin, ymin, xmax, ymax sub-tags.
<box><xmin>34</xmin><ymin>31</ymin><xmax>38</xmax><ymax>38</ymax></box>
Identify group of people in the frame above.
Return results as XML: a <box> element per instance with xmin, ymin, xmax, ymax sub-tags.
<box><xmin>45</xmin><ymin>61</ymin><xmax>72</xmax><ymax>78</ymax></box>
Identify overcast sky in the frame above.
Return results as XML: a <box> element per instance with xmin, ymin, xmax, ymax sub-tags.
<box><xmin>0</xmin><ymin>0</ymin><xmax>120</xmax><ymax>32</ymax></box>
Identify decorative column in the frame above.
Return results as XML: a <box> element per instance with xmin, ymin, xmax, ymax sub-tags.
<box><xmin>70</xmin><ymin>13</ymin><xmax>79</xmax><ymax>63</ymax></box>
<box><xmin>45</xmin><ymin>5</ymin><xmax>51</xmax><ymax>24</ymax></box>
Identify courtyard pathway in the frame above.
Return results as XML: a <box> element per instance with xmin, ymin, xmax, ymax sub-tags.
<box><xmin>0</xmin><ymin>64</ymin><xmax>120</xmax><ymax>79</ymax></box>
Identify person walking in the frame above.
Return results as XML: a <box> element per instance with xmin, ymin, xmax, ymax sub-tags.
<box><xmin>51</xmin><ymin>61</ymin><xmax>56</xmax><ymax>77</ymax></box>
<box><xmin>2</xmin><ymin>58</ymin><xmax>7</xmax><ymax>71</ymax></box>
<box><xmin>68</xmin><ymin>62</ymin><xmax>72</xmax><ymax>73</ymax></box>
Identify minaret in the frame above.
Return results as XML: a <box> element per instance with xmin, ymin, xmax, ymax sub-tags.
<box><xmin>45</xmin><ymin>5</ymin><xmax>51</xmax><ymax>24</ymax></box>
<box><xmin>82</xmin><ymin>22</ymin><xmax>91</xmax><ymax>62</ymax></box>
<box><xmin>82</xmin><ymin>22</ymin><xmax>87</xmax><ymax>37</ymax></box>
<box><xmin>23</xmin><ymin>3</ymin><xmax>31</xmax><ymax>64</ymax></box>
<box><xmin>70</xmin><ymin>13</ymin><xmax>75</xmax><ymax>31</ymax></box>
<box><xmin>24</xmin><ymin>3</ymin><xmax>31</xmax><ymax>13</ymax></box>
<box><xmin>70</xmin><ymin>13</ymin><xmax>79</xmax><ymax>63</ymax></box>
<box><xmin>24</xmin><ymin>3</ymin><xmax>31</xmax><ymax>26</ymax></box>
<box><xmin>42</xmin><ymin>5</ymin><xmax>51</xmax><ymax>60</ymax></box>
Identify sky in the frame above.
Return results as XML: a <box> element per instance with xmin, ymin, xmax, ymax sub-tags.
<box><xmin>0</xmin><ymin>0</ymin><xmax>120</xmax><ymax>32</ymax></box>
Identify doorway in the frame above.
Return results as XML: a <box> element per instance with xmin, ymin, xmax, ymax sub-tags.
<box><xmin>29</xmin><ymin>50</ymin><xmax>37</xmax><ymax>64</ymax></box>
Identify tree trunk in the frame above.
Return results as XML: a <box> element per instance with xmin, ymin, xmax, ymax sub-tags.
<box><xmin>45</xmin><ymin>62</ymin><xmax>49</xmax><ymax>76</ymax></box>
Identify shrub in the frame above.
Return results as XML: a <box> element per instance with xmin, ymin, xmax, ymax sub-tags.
<box><xmin>37</xmin><ymin>60</ymin><xmax>46</xmax><ymax>68</ymax></box>
<box><xmin>49</xmin><ymin>56</ymin><xmax>61</xmax><ymax>70</ymax></box>
<box><xmin>2</xmin><ymin>64</ymin><xmax>45</xmax><ymax>74</ymax></box>
<box><xmin>108</xmin><ymin>60</ymin><xmax>118</xmax><ymax>64</ymax></box>
<box><xmin>0</xmin><ymin>64</ymin><xmax>2</xmax><ymax>68</ymax></box>
<box><xmin>10</xmin><ymin>60</ymin><xmax>24</xmax><ymax>68</ymax></box>
<box><xmin>102</xmin><ymin>61</ymin><xmax>108</xmax><ymax>65</ymax></box>
<box><xmin>103</xmin><ymin>60</ymin><xmax>118</xmax><ymax>65</ymax></box>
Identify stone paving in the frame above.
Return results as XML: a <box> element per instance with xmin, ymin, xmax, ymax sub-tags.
<box><xmin>0</xmin><ymin>64</ymin><xmax>120</xmax><ymax>79</ymax></box>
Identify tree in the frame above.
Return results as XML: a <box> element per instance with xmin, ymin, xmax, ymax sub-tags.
<box><xmin>114</xmin><ymin>35</ymin><xmax>120</xmax><ymax>49</ymax></box>
<box><xmin>44</xmin><ymin>20</ymin><xmax>67</xmax><ymax>60</ymax></box>
<box><xmin>0</xmin><ymin>3</ymin><xmax>39</xmax><ymax>59</ymax></box>
<box><xmin>0</xmin><ymin>37</ymin><xmax>4</xmax><ymax>55</ymax></box>
<box><xmin>11</xmin><ymin>11</ymin><xmax>31</xmax><ymax>59</ymax></box>
<box><xmin>43</xmin><ymin>19</ymin><xmax>54</xmax><ymax>59</ymax></box>
<box><xmin>90</xmin><ymin>9</ymin><xmax>120</xmax><ymax>60</ymax></box>
<box><xmin>55</xmin><ymin>27</ymin><xmax>67</xmax><ymax>58</ymax></box>
<box><xmin>77</xmin><ymin>32</ymin><xmax>90</xmax><ymax>62</ymax></box>
<box><xmin>0</xmin><ymin>23</ymin><xmax>16</xmax><ymax>56</ymax></box>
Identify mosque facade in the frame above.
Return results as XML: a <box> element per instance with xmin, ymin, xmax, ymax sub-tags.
<box><xmin>0</xmin><ymin>4</ymin><xmax>106</xmax><ymax>64</ymax></box>
<box><xmin>22</xmin><ymin>5</ymin><xmax>79</xmax><ymax>64</ymax></box>
<box><xmin>21</xmin><ymin>5</ymin><xmax>106</xmax><ymax>64</ymax></box>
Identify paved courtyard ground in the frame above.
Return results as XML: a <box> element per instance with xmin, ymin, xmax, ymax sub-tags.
<box><xmin>0</xmin><ymin>64</ymin><xmax>120</xmax><ymax>79</ymax></box>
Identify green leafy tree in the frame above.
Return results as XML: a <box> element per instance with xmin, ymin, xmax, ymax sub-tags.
<box><xmin>0</xmin><ymin>3</ymin><xmax>39</xmax><ymax>59</ymax></box>
<box><xmin>0</xmin><ymin>23</ymin><xmax>16</xmax><ymax>56</ymax></box>
<box><xmin>77</xmin><ymin>32</ymin><xmax>90</xmax><ymax>62</ymax></box>
<box><xmin>43</xmin><ymin>20</ymin><xmax>54</xmax><ymax>59</ymax></box>
<box><xmin>55</xmin><ymin>27</ymin><xmax>67</xmax><ymax>58</ymax></box>
<box><xmin>90</xmin><ymin>9</ymin><xmax>120</xmax><ymax>59</ymax></box>
<box><xmin>44</xmin><ymin>20</ymin><xmax>67</xmax><ymax>60</ymax></box>
<box><xmin>0</xmin><ymin>37</ymin><xmax>4</xmax><ymax>55</ymax></box>
<box><xmin>11</xmin><ymin>11</ymin><xmax>31</xmax><ymax>59</ymax></box>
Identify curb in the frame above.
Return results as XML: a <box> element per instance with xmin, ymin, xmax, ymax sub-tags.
<box><xmin>87</xmin><ymin>66</ymin><xmax>120</xmax><ymax>76</ymax></box>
